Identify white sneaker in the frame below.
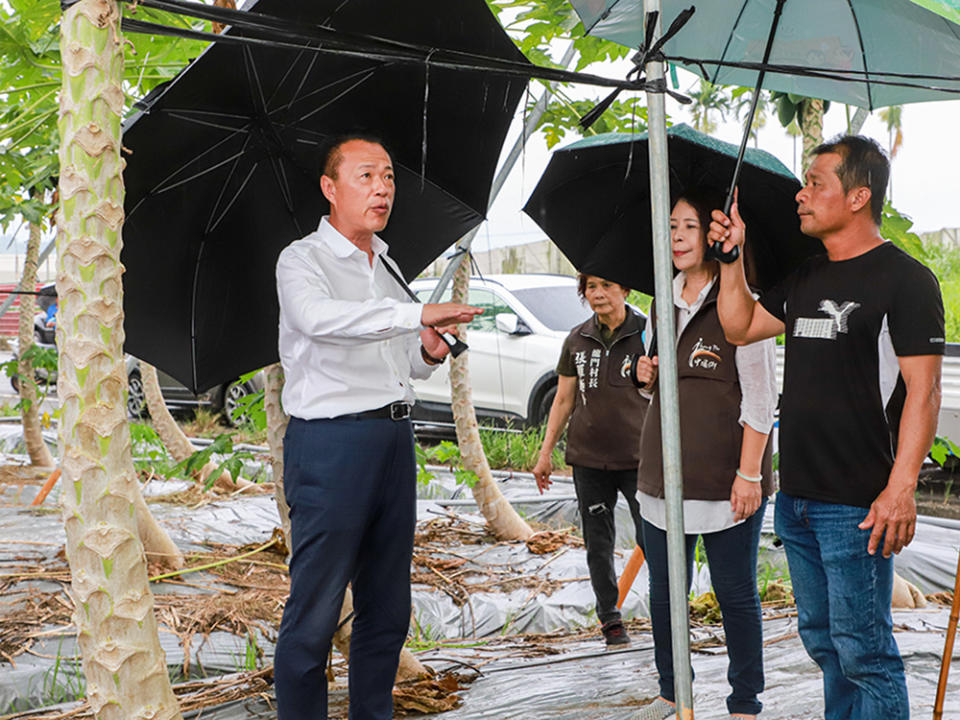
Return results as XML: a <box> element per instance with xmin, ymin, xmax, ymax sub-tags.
<box><xmin>634</xmin><ymin>697</ymin><xmax>676</xmax><ymax>720</ymax></box>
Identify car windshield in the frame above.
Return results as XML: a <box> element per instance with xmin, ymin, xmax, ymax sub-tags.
<box><xmin>511</xmin><ymin>286</ymin><xmax>592</xmax><ymax>331</ymax></box>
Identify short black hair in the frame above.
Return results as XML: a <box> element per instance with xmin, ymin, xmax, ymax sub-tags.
<box><xmin>813</xmin><ymin>135</ymin><xmax>889</xmax><ymax>225</ymax></box>
<box><xmin>320</xmin><ymin>133</ymin><xmax>392</xmax><ymax>180</ymax></box>
<box><xmin>576</xmin><ymin>273</ymin><xmax>630</xmax><ymax>300</ymax></box>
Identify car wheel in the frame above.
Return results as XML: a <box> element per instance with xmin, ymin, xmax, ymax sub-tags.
<box><xmin>534</xmin><ymin>384</ymin><xmax>557</xmax><ymax>426</ymax></box>
<box><xmin>127</xmin><ymin>370</ymin><xmax>147</xmax><ymax>418</ymax></box>
<box><xmin>223</xmin><ymin>380</ymin><xmax>253</xmax><ymax>427</ymax></box>
<box><xmin>9</xmin><ymin>372</ymin><xmax>19</xmax><ymax>393</ymax></box>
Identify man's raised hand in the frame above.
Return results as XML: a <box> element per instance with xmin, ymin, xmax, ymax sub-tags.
<box><xmin>421</xmin><ymin>302</ymin><xmax>482</xmax><ymax>327</ymax></box>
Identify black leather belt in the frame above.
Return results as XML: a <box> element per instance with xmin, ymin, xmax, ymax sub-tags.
<box><xmin>336</xmin><ymin>401</ymin><xmax>411</xmax><ymax>421</ymax></box>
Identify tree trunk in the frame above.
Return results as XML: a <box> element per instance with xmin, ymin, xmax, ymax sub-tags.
<box><xmin>140</xmin><ymin>362</ymin><xmax>255</xmax><ymax>494</ymax></box>
<box><xmin>449</xmin><ymin>260</ymin><xmax>533</xmax><ymax>541</ymax></box>
<box><xmin>800</xmin><ymin>98</ymin><xmax>825</xmax><ymax>176</ymax></box>
<box><xmin>18</xmin><ymin>221</ymin><xmax>55</xmax><ymax>468</ymax></box>
<box><xmin>265</xmin><ymin>365</ymin><xmax>426</xmax><ymax>681</ymax></box>
<box><xmin>57</xmin><ymin>2</ymin><xmax>181</xmax><ymax>717</ymax></box>
<box><xmin>264</xmin><ymin>363</ymin><xmax>291</xmax><ymax>544</ymax></box>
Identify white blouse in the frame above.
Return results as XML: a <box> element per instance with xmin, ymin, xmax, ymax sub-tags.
<box><xmin>639</xmin><ymin>273</ymin><xmax>777</xmax><ymax>534</ymax></box>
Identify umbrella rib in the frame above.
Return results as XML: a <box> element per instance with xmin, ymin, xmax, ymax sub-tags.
<box><xmin>243</xmin><ymin>45</ymin><xmax>270</xmax><ymax>119</ymax></box>
<box><xmin>204</xmin><ymin>136</ymin><xmax>252</xmax><ymax>235</ymax></box>
<box><xmin>159</xmin><ymin>109</ymin><xmax>254</xmax><ymax>122</ymax></box>
<box><xmin>713</xmin><ymin>0</ymin><xmax>752</xmax><ymax>85</ymax></box>
<box><xmin>269</xmin><ymin>65</ymin><xmax>382</xmax><ymax>119</ymax></box>
<box><xmin>206</xmin><ymin>162</ymin><xmax>259</xmax><ymax>235</ymax></box>
<box><xmin>164</xmin><ymin>111</ymin><xmax>252</xmax><ymax>134</ymax></box>
<box><xmin>293</xmin><ymin>70</ymin><xmax>379</xmax><ymax>125</ymax></box>
<box><xmin>148</xmin><ymin>129</ymin><xmax>250</xmax><ymax>195</ymax></box>
<box><xmin>665</xmin><ymin>55</ymin><xmax>960</xmax><ymax>94</ymax></box>
<box><xmin>153</xmin><ymin>147</ymin><xmax>249</xmax><ymax>195</ymax></box>
<box><xmin>269</xmin><ymin>155</ymin><xmax>304</xmax><ymax>238</ymax></box>
<box><xmin>844</xmin><ymin>0</ymin><xmax>874</xmax><ymax>110</ymax></box>
<box><xmin>267</xmin><ymin>153</ymin><xmax>297</xmax><ymax>217</ymax></box>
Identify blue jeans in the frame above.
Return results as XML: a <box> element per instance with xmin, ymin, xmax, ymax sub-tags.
<box><xmin>642</xmin><ymin>497</ymin><xmax>767</xmax><ymax>716</ymax></box>
<box><xmin>275</xmin><ymin>416</ymin><xmax>416</xmax><ymax>720</ymax></box>
<box><xmin>774</xmin><ymin>492</ymin><xmax>908</xmax><ymax>720</ymax></box>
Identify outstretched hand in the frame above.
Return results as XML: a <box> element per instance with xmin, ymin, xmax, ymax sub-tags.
<box><xmin>421</xmin><ymin>302</ymin><xmax>482</xmax><ymax>327</ymax></box>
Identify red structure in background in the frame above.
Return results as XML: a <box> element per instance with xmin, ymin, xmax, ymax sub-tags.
<box><xmin>0</xmin><ymin>283</ymin><xmax>43</xmax><ymax>337</ymax></box>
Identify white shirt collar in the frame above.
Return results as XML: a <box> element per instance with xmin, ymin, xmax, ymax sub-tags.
<box><xmin>673</xmin><ymin>271</ymin><xmax>716</xmax><ymax>312</ymax></box>
<box><xmin>315</xmin><ymin>216</ymin><xmax>389</xmax><ymax>260</ymax></box>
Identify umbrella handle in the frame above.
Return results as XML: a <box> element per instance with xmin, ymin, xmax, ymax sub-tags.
<box><xmin>438</xmin><ymin>331</ymin><xmax>468</xmax><ymax>358</ymax></box>
<box><xmin>706</xmin><ymin>241</ymin><xmax>741</xmax><ymax>264</ymax></box>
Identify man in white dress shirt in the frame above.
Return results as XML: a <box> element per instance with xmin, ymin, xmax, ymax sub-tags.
<box><xmin>273</xmin><ymin>135</ymin><xmax>481</xmax><ymax>720</ymax></box>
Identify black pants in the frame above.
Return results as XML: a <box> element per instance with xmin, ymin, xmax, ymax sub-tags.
<box><xmin>274</xmin><ymin>416</ymin><xmax>416</xmax><ymax>720</ymax></box>
<box><xmin>572</xmin><ymin>465</ymin><xmax>644</xmax><ymax>625</ymax></box>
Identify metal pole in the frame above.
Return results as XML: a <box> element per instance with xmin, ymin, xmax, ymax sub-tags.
<box><xmin>644</xmin><ymin>1</ymin><xmax>694</xmax><ymax>717</ymax></box>
<box><xmin>428</xmin><ymin>43</ymin><xmax>578</xmax><ymax>302</ymax></box>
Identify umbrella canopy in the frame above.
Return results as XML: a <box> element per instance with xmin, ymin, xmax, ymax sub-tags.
<box><xmin>122</xmin><ymin>0</ymin><xmax>527</xmax><ymax>393</ymax></box>
<box><xmin>523</xmin><ymin>124</ymin><xmax>824</xmax><ymax>295</ymax></box>
<box><xmin>569</xmin><ymin>0</ymin><xmax>960</xmax><ymax>110</ymax></box>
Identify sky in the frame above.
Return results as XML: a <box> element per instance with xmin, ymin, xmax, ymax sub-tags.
<box><xmin>471</xmin><ymin>64</ymin><xmax>960</xmax><ymax>257</ymax></box>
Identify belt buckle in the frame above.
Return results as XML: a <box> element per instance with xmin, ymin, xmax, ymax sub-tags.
<box><xmin>390</xmin><ymin>402</ymin><xmax>411</xmax><ymax>421</ymax></box>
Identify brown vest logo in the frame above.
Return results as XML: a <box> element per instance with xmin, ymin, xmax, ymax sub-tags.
<box><xmin>688</xmin><ymin>337</ymin><xmax>722</xmax><ymax>370</ymax></box>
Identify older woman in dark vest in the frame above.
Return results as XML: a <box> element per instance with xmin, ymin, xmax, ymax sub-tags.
<box><xmin>533</xmin><ymin>274</ymin><xmax>649</xmax><ymax>646</ymax></box>
<box><xmin>632</xmin><ymin>188</ymin><xmax>777</xmax><ymax>720</ymax></box>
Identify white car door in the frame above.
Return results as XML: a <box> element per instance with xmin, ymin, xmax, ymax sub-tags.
<box><xmin>411</xmin><ymin>285</ymin><xmax>528</xmax><ymax>419</ymax></box>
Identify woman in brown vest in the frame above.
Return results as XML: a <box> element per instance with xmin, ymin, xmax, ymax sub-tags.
<box><xmin>633</xmin><ymin>188</ymin><xmax>777</xmax><ymax>720</ymax></box>
<box><xmin>533</xmin><ymin>274</ymin><xmax>649</xmax><ymax>646</ymax></box>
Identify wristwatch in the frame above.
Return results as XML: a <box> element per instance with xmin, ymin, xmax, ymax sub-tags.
<box><xmin>421</xmin><ymin>345</ymin><xmax>445</xmax><ymax>365</ymax></box>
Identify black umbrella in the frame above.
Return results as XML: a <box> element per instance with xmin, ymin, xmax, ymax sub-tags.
<box><xmin>121</xmin><ymin>0</ymin><xmax>528</xmax><ymax>393</ymax></box>
<box><xmin>523</xmin><ymin>123</ymin><xmax>824</xmax><ymax>297</ymax></box>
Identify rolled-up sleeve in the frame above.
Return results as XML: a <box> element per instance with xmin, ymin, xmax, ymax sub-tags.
<box><xmin>277</xmin><ymin>249</ymin><xmax>422</xmax><ymax>344</ymax></box>
<box><xmin>735</xmin><ymin>337</ymin><xmax>777</xmax><ymax>434</ymax></box>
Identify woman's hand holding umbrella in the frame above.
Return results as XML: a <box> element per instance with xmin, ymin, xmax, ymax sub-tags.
<box><xmin>633</xmin><ymin>354</ymin><xmax>658</xmax><ymax>389</ymax></box>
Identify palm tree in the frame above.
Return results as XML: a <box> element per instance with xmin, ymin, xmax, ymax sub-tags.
<box><xmin>57</xmin><ymin>2</ymin><xmax>180</xmax><ymax>716</ymax></box>
<box><xmin>878</xmin><ymin>104</ymin><xmax>903</xmax><ymax>200</ymax></box>
<box><xmin>687</xmin><ymin>79</ymin><xmax>730</xmax><ymax>134</ymax></box>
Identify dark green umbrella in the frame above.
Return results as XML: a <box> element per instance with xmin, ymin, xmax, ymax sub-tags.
<box><xmin>523</xmin><ymin>123</ymin><xmax>823</xmax><ymax>296</ymax></box>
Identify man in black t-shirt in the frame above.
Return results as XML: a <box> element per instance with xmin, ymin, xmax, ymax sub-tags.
<box><xmin>709</xmin><ymin>136</ymin><xmax>943</xmax><ymax>720</ymax></box>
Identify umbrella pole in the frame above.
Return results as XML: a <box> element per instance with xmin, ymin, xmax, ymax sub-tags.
<box><xmin>644</xmin><ymin>2</ymin><xmax>694</xmax><ymax>717</ymax></box>
<box><xmin>722</xmin><ymin>0</ymin><xmax>787</xmax><ymax>216</ymax></box>
<box><xmin>934</xmin><ymin>549</ymin><xmax>960</xmax><ymax>720</ymax></box>
<box><xmin>428</xmin><ymin>44</ymin><xmax>577</xmax><ymax>301</ymax></box>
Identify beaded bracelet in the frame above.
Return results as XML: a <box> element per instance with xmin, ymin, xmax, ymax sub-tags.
<box><xmin>736</xmin><ymin>468</ymin><xmax>763</xmax><ymax>483</ymax></box>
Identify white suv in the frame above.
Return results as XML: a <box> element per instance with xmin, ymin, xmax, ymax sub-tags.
<box><xmin>410</xmin><ymin>274</ymin><xmax>595</xmax><ymax>427</ymax></box>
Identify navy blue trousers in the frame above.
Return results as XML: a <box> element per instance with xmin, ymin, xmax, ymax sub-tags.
<box><xmin>642</xmin><ymin>498</ymin><xmax>767</xmax><ymax>716</ymax></box>
<box><xmin>274</xmin><ymin>415</ymin><xmax>416</xmax><ymax>720</ymax></box>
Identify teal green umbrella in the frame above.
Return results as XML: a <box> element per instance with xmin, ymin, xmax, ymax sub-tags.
<box><xmin>570</xmin><ymin>0</ymin><xmax>960</xmax><ymax>110</ymax></box>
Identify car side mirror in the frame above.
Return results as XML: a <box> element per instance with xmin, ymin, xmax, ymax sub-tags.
<box><xmin>495</xmin><ymin>313</ymin><xmax>531</xmax><ymax>335</ymax></box>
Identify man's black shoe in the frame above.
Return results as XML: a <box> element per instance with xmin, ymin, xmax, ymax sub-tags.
<box><xmin>601</xmin><ymin>619</ymin><xmax>631</xmax><ymax>646</ymax></box>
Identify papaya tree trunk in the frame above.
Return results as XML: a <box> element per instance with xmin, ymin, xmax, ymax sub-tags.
<box><xmin>265</xmin><ymin>364</ymin><xmax>426</xmax><ymax>681</ymax></box>
<box><xmin>264</xmin><ymin>362</ymin><xmax>291</xmax><ymax>543</ymax></box>
<box><xmin>18</xmin><ymin>221</ymin><xmax>55</xmax><ymax>468</ymax></box>
<box><xmin>449</xmin><ymin>260</ymin><xmax>533</xmax><ymax>541</ymax></box>
<box><xmin>140</xmin><ymin>362</ymin><xmax>254</xmax><ymax>494</ymax></box>
<box><xmin>57</xmin><ymin>1</ymin><xmax>181</xmax><ymax>717</ymax></box>
<box><xmin>800</xmin><ymin>98</ymin><xmax>825</xmax><ymax>175</ymax></box>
